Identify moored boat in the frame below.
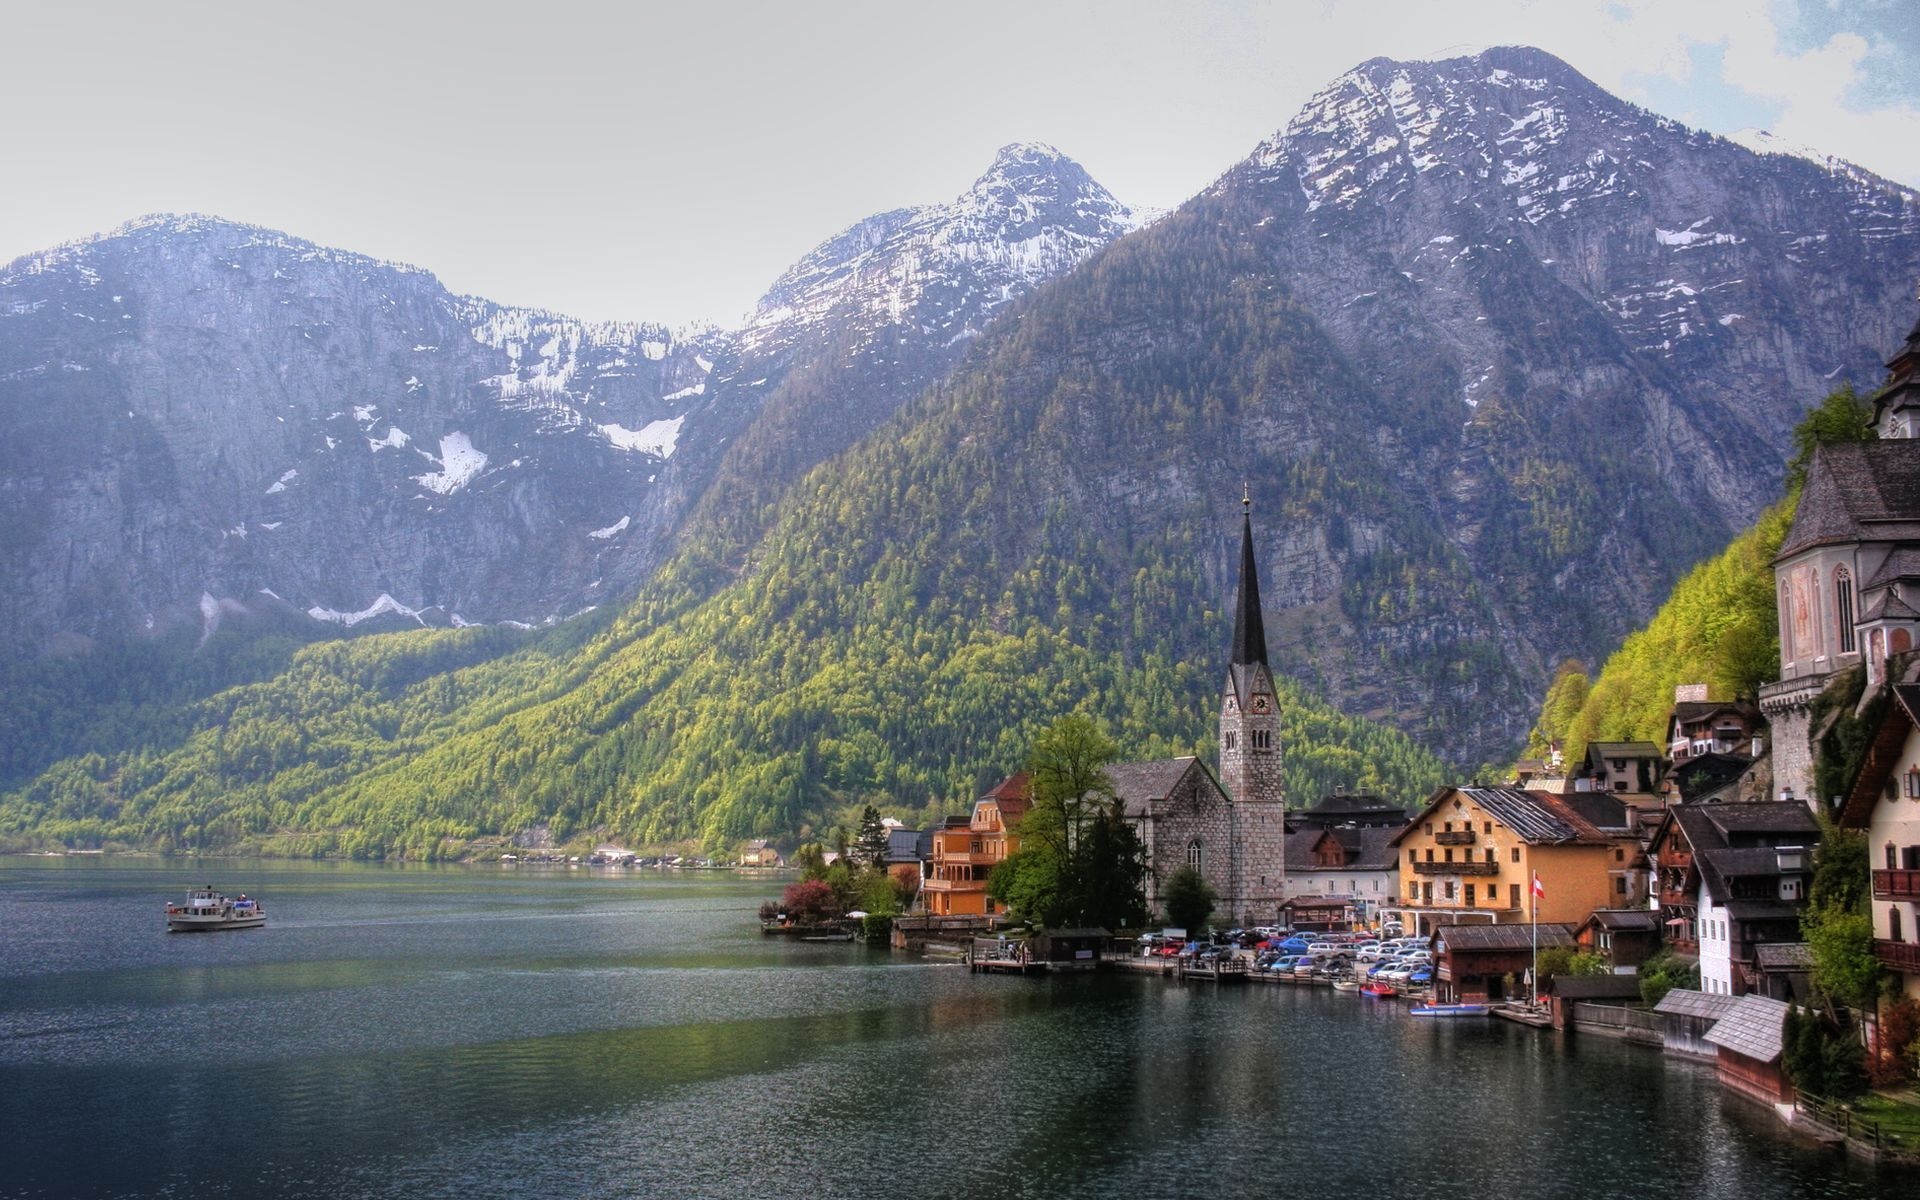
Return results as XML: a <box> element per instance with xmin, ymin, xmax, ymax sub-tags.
<box><xmin>1360</xmin><ymin>981</ymin><xmax>1397</xmax><ymax>997</ymax></box>
<box><xmin>1409</xmin><ymin>1003</ymin><xmax>1490</xmax><ymax>1017</ymax></box>
<box><xmin>166</xmin><ymin>887</ymin><xmax>265</xmax><ymax>932</ymax></box>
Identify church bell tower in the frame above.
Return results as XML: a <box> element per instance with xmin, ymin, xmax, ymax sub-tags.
<box><xmin>1220</xmin><ymin>491</ymin><xmax>1286</xmax><ymax>922</ymax></box>
<box><xmin>1220</xmin><ymin>493</ymin><xmax>1284</xmax><ymax>808</ymax></box>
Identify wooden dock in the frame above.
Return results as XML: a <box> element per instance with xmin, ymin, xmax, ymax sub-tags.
<box><xmin>965</xmin><ymin>937</ymin><xmax>1045</xmax><ymax>975</ymax></box>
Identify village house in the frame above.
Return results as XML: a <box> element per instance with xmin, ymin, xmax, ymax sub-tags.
<box><xmin>1282</xmin><ymin>823</ymin><xmax>1400</xmax><ymax>930</ymax></box>
<box><xmin>738</xmin><ymin>839</ymin><xmax>784</xmax><ymax>868</ymax></box>
<box><xmin>1839</xmin><ymin>681</ymin><xmax>1920</xmax><ymax>1003</ymax></box>
<box><xmin>1761</xmin><ymin>313</ymin><xmax>1920</xmax><ymax>802</ymax></box>
<box><xmin>1428</xmin><ymin>921</ymin><xmax>1575</xmax><ymax>1004</ymax></box>
<box><xmin>1575</xmin><ymin>908</ymin><xmax>1663</xmax><ymax>972</ymax></box>
<box><xmin>1646</xmin><ymin>801</ymin><xmax>1820</xmax><ymax>995</ymax></box>
<box><xmin>1665</xmin><ymin>689</ymin><xmax>1765</xmax><ymax>765</ymax></box>
<box><xmin>1387</xmin><ymin>786</ymin><xmax>1634</xmax><ymax>937</ymax></box>
<box><xmin>924</xmin><ymin>774</ymin><xmax>1029</xmax><ymax>917</ymax></box>
<box><xmin>884</xmin><ymin>826</ymin><xmax>929</xmax><ymax>895</ymax></box>
<box><xmin>1288</xmin><ymin>789</ymin><xmax>1411</xmax><ymax>830</ymax></box>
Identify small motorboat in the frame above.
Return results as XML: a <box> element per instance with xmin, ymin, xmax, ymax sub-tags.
<box><xmin>166</xmin><ymin>886</ymin><xmax>265</xmax><ymax>932</ymax></box>
<box><xmin>1409</xmin><ymin>1003</ymin><xmax>1490</xmax><ymax>1017</ymax></box>
<box><xmin>1360</xmin><ymin>981</ymin><xmax>1397</xmax><ymax>997</ymax></box>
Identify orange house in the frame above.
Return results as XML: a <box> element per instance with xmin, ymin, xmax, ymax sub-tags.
<box><xmin>924</xmin><ymin>774</ymin><xmax>1031</xmax><ymax>917</ymax></box>
<box><xmin>1387</xmin><ymin>786</ymin><xmax>1634</xmax><ymax>937</ymax></box>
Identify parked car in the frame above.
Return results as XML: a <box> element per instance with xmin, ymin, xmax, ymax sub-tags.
<box><xmin>1408</xmin><ymin>967</ymin><xmax>1434</xmax><ymax>986</ymax></box>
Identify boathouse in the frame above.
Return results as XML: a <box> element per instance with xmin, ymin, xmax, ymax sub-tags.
<box><xmin>1702</xmin><ymin>993</ymin><xmax>1794</xmax><ymax>1106</ymax></box>
<box><xmin>1652</xmin><ymin>987</ymin><xmax>1739</xmax><ymax>1061</ymax></box>
<box><xmin>1429</xmin><ymin>922</ymin><xmax>1575</xmax><ymax>1004</ymax></box>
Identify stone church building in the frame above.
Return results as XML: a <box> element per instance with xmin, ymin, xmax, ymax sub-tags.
<box><xmin>1763</xmin><ymin>311</ymin><xmax>1920</xmax><ymax>805</ymax></box>
<box><xmin>1108</xmin><ymin>499</ymin><xmax>1288</xmax><ymax>926</ymax></box>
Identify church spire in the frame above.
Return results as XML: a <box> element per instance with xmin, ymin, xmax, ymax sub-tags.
<box><xmin>1230</xmin><ymin>489</ymin><xmax>1268</xmax><ymax>667</ymax></box>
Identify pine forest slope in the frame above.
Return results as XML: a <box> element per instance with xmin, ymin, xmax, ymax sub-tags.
<box><xmin>6</xmin><ymin>47</ymin><xmax>1920</xmax><ymax>854</ymax></box>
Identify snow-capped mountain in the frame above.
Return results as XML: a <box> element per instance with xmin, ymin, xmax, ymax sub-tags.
<box><xmin>672</xmin><ymin>142</ymin><xmax>1153</xmax><ymax>562</ymax></box>
<box><xmin>0</xmin><ymin>145</ymin><xmax>1146</xmax><ymax>650</ymax></box>
<box><xmin>0</xmin><ymin>214</ymin><xmax>721</xmax><ymax>646</ymax></box>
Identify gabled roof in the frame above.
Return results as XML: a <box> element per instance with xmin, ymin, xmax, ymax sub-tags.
<box><xmin>1654</xmin><ymin>988</ymin><xmax>1738</xmax><ymax>1021</ymax></box>
<box><xmin>1560</xmin><ymin>791</ymin><xmax>1631</xmax><ymax>832</ymax></box>
<box><xmin>1299</xmin><ymin>790</ymin><xmax>1412</xmax><ymax>825</ymax></box>
<box><xmin>1704</xmin><ymin>994</ymin><xmax>1791</xmax><ymax>1063</ymax></box>
<box><xmin>1433</xmin><ymin>922</ymin><xmax>1576</xmax><ymax>952</ymax></box>
<box><xmin>1582</xmin><ymin>909</ymin><xmax>1662</xmax><ymax>933</ymax></box>
<box><xmin>1668</xmin><ymin>700</ymin><xmax>1761</xmax><ymax>729</ymax></box>
<box><xmin>1391</xmin><ymin>787</ymin><xmax>1611</xmax><ymax>847</ymax></box>
<box><xmin>1859</xmin><ymin>587</ymin><xmax>1920</xmax><ymax>623</ymax></box>
<box><xmin>1588</xmin><ymin>741</ymin><xmax>1663</xmax><ymax>758</ymax></box>
<box><xmin>1106</xmin><ymin>757</ymin><xmax>1219</xmax><ymax>820</ymax></box>
<box><xmin>1861</xmin><ymin>546</ymin><xmax>1920</xmax><ymax>591</ymax></box>
<box><xmin>1284</xmin><ymin>825</ymin><xmax>1399</xmax><ymax>872</ymax></box>
<box><xmin>1545</xmin><ymin>975</ymin><xmax>1646</xmax><ymax>1000</ymax></box>
<box><xmin>1777</xmin><ymin>440</ymin><xmax>1920</xmax><ymax>559</ymax></box>
<box><xmin>981</xmin><ymin>773</ymin><xmax>1032</xmax><ymax>803</ymax></box>
<box><xmin>1841</xmin><ymin>684</ymin><xmax>1920</xmax><ymax>828</ymax></box>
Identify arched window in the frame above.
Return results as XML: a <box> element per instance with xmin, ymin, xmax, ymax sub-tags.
<box><xmin>1836</xmin><ymin>568</ymin><xmax>1856</xmax><ymax>653</ymax></box>
<box><xmin>1186</xmin><ymin>840</ymin><xmax>1202</xmax><ymax>871</ymax></box>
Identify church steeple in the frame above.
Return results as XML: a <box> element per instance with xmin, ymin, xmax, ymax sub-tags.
<box><xmin>1230</xmin><ymin>490</ymin><xmax>1269</xmax><ymax>667</ymax></box>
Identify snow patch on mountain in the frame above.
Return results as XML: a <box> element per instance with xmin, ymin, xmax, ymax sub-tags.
<box><xmin>307</xmin><ymin>593</ymin><xmax>430</xmax><ymax>628</ymax></box>
<box><xmin>598</xmin><ymin>417</ymin><xmax>685</xmax><ymax>458</ymax></box>
<box><xmin>413</xmin><ymin>432</ymin><xmax>488</xmax><ymax>494</ymax></box>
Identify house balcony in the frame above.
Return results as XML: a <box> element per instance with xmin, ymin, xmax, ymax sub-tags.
<box><xmin>1873</xmin><ymin>869</ymin><xmax>1920</xmax><ymax>900</ymax></box>
<box><xmin>1434</xmin><ymin>831</ymin><xmax>1477</xmax><ymax>846</ymax></box>
<box><xmin>933</xmin><ymin>851</ymin><xmax>1002</xmax><ymax>867</ymax></box>
<box><xmin>1411</xmin><ymin>860</ymin><xmax>1498</xmax><ymax>876</ymax></box>
<box><xmin>1874</xmin><ymin>939</ymin><xmax>1920</xmax><ymax>974</ymax></box>
<box><xmin>921</xmin><ymin>877</ymin><xmax>988</xmax><ymax>893</ymax></box>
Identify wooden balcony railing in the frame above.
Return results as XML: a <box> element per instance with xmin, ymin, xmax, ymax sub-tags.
<box><xmin>1435</xmin><ymin>831</ymin><xmax>1477</xmax><ymax>846</ymax></box>
<box><xmin>1411</xmin><ymin>860</ymin><xmax>1498</xmax><ymax>876</ymax></box>
<box><xmin>1873</xmin><ymin>869</ymin><xmax>1920</xmax><ymax>900</ymax></box>
<box><xmin>1874</xmin><ymin>939</ymin><xmax>1920</xmax><ymax>974</ymax></box>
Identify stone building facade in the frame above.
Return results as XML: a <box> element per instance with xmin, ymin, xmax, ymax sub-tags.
<box><xmin>1111</xmin><ymin>501</ymin><xmax>1287</xmax><ymax>926</ymax></box>
<box><xmin>1761</xmin><ymin>312</ymin><xmax>1920</xmax><ymax>806</ymax></box>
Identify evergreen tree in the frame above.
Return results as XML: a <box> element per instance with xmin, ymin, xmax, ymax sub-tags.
<box><xmin>1162</xmin><ymin>866</ymin><xmax>1217</xmax><ymax>935</ymax></box>
<box><xmin>854</xmin><ymin>805</ymin><xmax>889</xmax><ymax>869</ymax></box>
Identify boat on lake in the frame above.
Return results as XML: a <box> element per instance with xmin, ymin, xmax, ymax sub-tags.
<box><xmin>166</xmin><ymin>887</ymin><xmax>265</xmax><ymax>932</ymax></box>
<box><xmin>1409</xmin><ymin>1003</ymin><xmax>1490</xmax><ymax>1018</ymax></box>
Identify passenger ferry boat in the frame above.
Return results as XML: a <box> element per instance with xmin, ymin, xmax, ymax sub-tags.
<box><xmin>165</xmin><ymin>887</ymin><xmax>265</xmax><ymax>932</ymax></box>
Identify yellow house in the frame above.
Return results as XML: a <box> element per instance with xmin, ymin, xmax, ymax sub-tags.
<box><xmin>1386</xmin><ymin>786</ymin><xmax>1634</xmax><ymax>937</ymax></box>
<box><xmin>923</xmin><ymin>774</ymin><xmax>1030</xmax><ymax>917</ymax></box>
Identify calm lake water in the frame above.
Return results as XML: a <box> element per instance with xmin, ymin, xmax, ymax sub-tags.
<box><xmin>0</xmin><ymin>857</ymin><xmax>1905</xmax><ymax>1198</ymax></box>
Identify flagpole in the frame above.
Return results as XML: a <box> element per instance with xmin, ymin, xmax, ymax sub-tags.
<box><xmin>1530</xmin><ymin>870</ymin><xmax>1538</xmax><ymax>1009</ymax></box>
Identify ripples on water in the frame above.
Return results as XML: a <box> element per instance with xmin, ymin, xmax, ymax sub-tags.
<box><xmin>0</xmin><ymin>858</ymin><xmax>1903</xmax><ymax>1198</ymax></box>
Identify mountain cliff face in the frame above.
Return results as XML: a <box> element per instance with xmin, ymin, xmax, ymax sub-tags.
<box><xmin>0</xmin><ymin>146</ymin><xmax>1143</xmax><ymax>652</ymax></box>
<box><xmin>0</xmin><ymin>215</ymin><xmax>723</xmax><ymax>646</ymax></box>
<box><xmin>5</xmin><ymin>48</ymin><xmax>1920</xmax><ymax>853</ymax></box>
<box><xmin>684</xmin><ymin>142</ymin><xmax>1152</xmax><ymax>563</ymax></box>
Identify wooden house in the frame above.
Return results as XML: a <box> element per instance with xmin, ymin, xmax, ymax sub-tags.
<box><xmin>1703</xmin><ymin>993</ymin><xmax>1795</xmax><ymax>1106</ymax></box>
<box><xmin>1428</xmin><ymin>921</ymin><xmax>1575</xmax><ymax>1004</ymax></box>
<box><xmin>1576</xmin><ymin>908</ymin><xmax>1662</xmax><ymax>971</ymax></box>
<box><xmin>925</xmin><ymin>774</ymin><xmax>1030</xmax><ymax>917</ymax></box>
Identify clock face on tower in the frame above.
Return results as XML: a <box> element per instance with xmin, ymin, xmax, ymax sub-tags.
<box><xmin>1251</xmin><ymin>694</ymin><xmax>1271</xmax><ymax>715</ymax></box>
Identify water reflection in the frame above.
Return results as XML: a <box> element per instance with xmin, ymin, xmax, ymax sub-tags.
<box><xmin>0</xmin><ymin>859</ymin><xmax>1905</xmax><ymax>1199</ymax></box>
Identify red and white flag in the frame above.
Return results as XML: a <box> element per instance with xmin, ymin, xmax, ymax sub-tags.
<box><xmin>1531</xmin><ymin>872</ymin><xmax>1545</xmax><ymax>898</ymax></box>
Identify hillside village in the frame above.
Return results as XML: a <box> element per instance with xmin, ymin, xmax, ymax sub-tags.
<box><xmin>756</xmin><ymin>309</ymin><xmax>1920</xmax><ymax>1153</ymax></box>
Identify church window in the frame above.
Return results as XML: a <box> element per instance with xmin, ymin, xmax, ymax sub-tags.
<box><xmin>1837</xmin><ymin>569</ymin><xmax>1856</xmax><ymax>653</ymax></box>
<box><xmin>1187</xmin><ymin>840</ymin><xmax>1203</xmax><ymax>871</ymax></box>
<box><xmin>1224</xmin><ymin>732</ymin><xmax>1236</xmax><ymax>751</ymax></box>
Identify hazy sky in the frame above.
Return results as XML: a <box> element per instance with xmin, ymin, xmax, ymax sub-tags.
<box><xmin>8</xmin><ymin>1</ymin><xmax>1917</xmax><ymax>328</ymax></box>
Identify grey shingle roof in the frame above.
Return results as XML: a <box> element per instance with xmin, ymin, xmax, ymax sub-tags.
<box><xmin>1432</xmin><ymin>923</ymin><xmax>1576</xmax><ymax>952</ymax></box>
<box><xmin>1654</xmin><ymin>988</ymin><xmax>1739</xmax><ymax>1020</ymax></box>
<box><xmin>1698</xmin><ymin>802</ymin><xmax>1821</xmax><ymax>840</ymax></box>
<box><xmin>1587</xmin><ymin>909</ymin><xmax>1662</xmax><ymax>932</ymax></box>
<box><xmin>1704</xmin><ymin>994</ymin><xmax>1792</xmax><ymax>1063</ymax></box>
<box><xmin>1778</xmin><ymin>440</ymin><xmax>1920</xmax><ymax>559</ymax></box>
<box><xmin>1861</xmin><ymin>545</ymin><xmax>1920</xmax><ymax>591</ymax></box>
<box><xmin>1106</xmin><ymin>757</ymin><xmax>1207</xmax><ymax>819</ymax></box>
<box><xmin>1754</xmin><ymin>942</ymin><xmax>1813</xmax><ymax>970</ymax></box>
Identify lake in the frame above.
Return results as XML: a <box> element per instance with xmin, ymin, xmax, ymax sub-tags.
<box><xmin>0</xmin><ymin>857</ymin><xmax>1903</xmax><ymax>1198</ymax></box>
